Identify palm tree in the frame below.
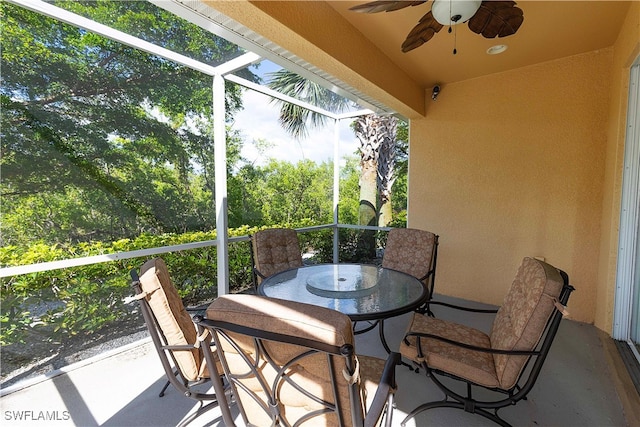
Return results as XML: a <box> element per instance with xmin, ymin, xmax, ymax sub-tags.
<box><xmin>267</xmin><ymin>70</ymin><xmax>351</xmax><ymax>139</ymax></box>
<box><xmin>352</xmin><ymin>114</ymin><xmax>397</xmax><ymax>228</ymax></box>
<box><xmin>375</xmin><ymin>115</ymin><xmax>398</xmax><ymax>227</ymax></box>
<box><xmin>267</xmin><ymin>70</ymin><xmax>400</xmax><ymax>257</ymax></box>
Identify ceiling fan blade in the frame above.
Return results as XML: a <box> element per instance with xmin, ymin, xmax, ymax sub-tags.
<box><xmin>468</xmin><ymin>1</ymin><xmax>524</xmax><ymax>38</ymax></box>
<box><xmin>402</xmin><ymin>11</ymin><xmax>444</xmax><ymax>52</ymax></box>
<box><xmin>349</xmin><ymin>1</ymin><xmax>426</xmax><ymax>14</ymax></box>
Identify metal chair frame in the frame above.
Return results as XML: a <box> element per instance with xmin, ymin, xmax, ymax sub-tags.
<box><xmin>357</xmin><ymin>231</ymin><xmax>439</xmax><ymax>355</ymax></box>
<box><xmin>129</xmin><ymin>270</ymin><xmax>225</xmax><ymax>427</ymax></box>
<box><xmin>198</xmin><ymin>314</ymin><xmax>400</xmax><ymax>427</ymax></box>
<box><xmin>401</xmin><ymin>271</ymin><xmax>574</xmax><ymax>427</ymax></box>
<box><xmin>415</xmin><ymin>233</ymin><xmax>439</xmax><ymax>316</ymax></box>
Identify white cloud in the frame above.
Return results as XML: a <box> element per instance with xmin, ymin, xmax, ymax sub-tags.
<box><xmin>233</xmin><ymin>89</ymin><xmax>359</xmax><ymax>167</ymax></box>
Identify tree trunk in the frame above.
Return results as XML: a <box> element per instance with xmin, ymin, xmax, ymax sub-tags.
<box><xmin>377</xmin><ymin>116</ymin><xmax>397</xmax><ymax>227</ymax></box>
<box><xmin>357</xmin><ymin>158</ymin><xmax>378</xmax><ymax>260</ymax></box>
<box><xmin>355</xmin><ymin>114</ymin><xmax>384</xmax><ymax>259</ymax></box>
<box><xmin>359</xmin><ymin>159</ymin><xmax>378</xmax><ymax>227</ymax></box>
<box><xmin>378</xmin><ymin>196</ymin><xmax>392</xmax><ymax>227</ymax></box>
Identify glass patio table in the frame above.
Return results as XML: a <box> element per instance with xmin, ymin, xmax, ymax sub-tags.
<box><xmin>258</xmin><ymin>263</ymin><xmax>428</xmax><ymax>352</ymax></box>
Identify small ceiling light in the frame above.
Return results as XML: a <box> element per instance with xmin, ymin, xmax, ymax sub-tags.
<box><xmin>432</xmin><ymin>0</ymin><xmax>482</xmax><ymax>26</ymax></box>
<box><xmin>487</xmin><ymin>44</ymin><xmax>508</xmax><ymax>55</ymax></box>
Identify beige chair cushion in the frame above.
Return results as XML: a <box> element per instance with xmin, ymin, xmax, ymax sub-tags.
<box><xmin>207</xmin><ymin>294</ymin><xmax>353</xmax><ymax>346</ymax></box>
<box><xmin>490</xmin><ymin>257</ymin><xmax>564</xmax><ymax>389</ymax></box>
<box><xmin>207</xmin><ymin>294</ymin><xmax>382</xmax><ymax>427</ymax></box>
<box><xmin>253</xmin><ymin>228</ymin><xmax>303</xmax><ymax>283</ymax></box>
<box><xmin>400</xmin><ymin>313</ymin><xmax>498</xmax><ymax>388</ymax></box>
<box><xmin>401</xmin><ymin>257</ymin><xmax>564</xmax><ymax>391</ymax></box>
<box><xmin>139</xmin><ymin>258</ymin><xmax>206</xmax><ymax>382</ymax></box>
<box><xmin>382</xmin><ymin>228</ymin><xmax>436</xmax><ymax>281</ymax></box>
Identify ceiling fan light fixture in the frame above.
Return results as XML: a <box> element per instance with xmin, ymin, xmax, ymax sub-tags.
<box><xmin>487</xmin><ymin>44</ymin><xmax>508</xmax><ymax>55</ymax></box>
<box><xmin>432</xmin><ymin>0</ymin><xmax>482</xmax><ymax>26</ymax></box>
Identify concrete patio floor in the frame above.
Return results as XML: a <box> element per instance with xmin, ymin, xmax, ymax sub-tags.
<box><xmin>0</xmin><ymin>295</ymin><xmax>635</xmax><ymax>426</ymax></box>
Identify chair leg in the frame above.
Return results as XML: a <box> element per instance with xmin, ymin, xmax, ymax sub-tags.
<box><xmin>158</xmin><ymin>379</ymin><xmax>171</xmax><ymax>397</ymax></box>
<box><xmin>378</xmin><ymin>319</ymin><xmax>392</xmax><ymax>354</ymax></box>
<box><xmin>378</xmin><ymin>320</ymin><xmax>414</xmax><ymax>369</ymax></box>
<box><xmin>384</xmin><ymin>392</ymin><xmax>394</xmax><ymax>427</ymax></box>
<box><xmin>401</xmin><ymin>400</ymin><xmax>512</xmax><ymax>427</ymax></box>
<box><xmin>416</xmin><ymin>302</ymin><xmax>435</xmax><ymax>317</ymax></box>
<box><xmin>403</xmin><ymin>367</ymin><xmax>516</xmax><ymax>427</ymax></box>
<box><xmin>159</xmin><ymin>368</ymin><xmax>185</xmax><ymax>397</ymax></box>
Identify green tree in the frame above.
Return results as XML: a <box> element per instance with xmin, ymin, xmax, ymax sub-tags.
<box><xmin>1</xmin><ymin>1</ymin><xmax>257</xmax><ymax>245</ymax></box>
<box><xmin>392</xmin><ymin>121</ymin><xmax>408</xmax><ymax>225</ymax></box>
<box><xmin>246</xmin><ymin>159</ymin><xmax>334</xmax><ymax>226</ymax></box>
<box><xmin>338</xmin><ymin>155</ymin><xmax>362</xmax><ymax>224</ymax></box>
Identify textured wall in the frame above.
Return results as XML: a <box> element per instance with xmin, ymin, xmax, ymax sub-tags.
<box><xmin>596</xmin><ymin>1</ymin><xmax>640</xmax><ymax>333</ymax></box>
<box><xmin>204</xmin><ymin>0</ymin><xmax>639</xmax><ymax>330</ymax></box>
<box><xmin>408</xmin><ymin>49</ymin><xmax>613</xmax><ymax>323</ymax></box>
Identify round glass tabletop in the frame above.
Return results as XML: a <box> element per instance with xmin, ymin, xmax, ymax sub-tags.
<box><xmin>258</xmin><ymin>264</ymin><xmax>427</xmax><ymax>321</ymax></box>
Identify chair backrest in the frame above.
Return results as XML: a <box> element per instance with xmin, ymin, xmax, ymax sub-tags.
<box><xmin>203</xmin><ymin>294</ymin><xmax>365</xmax><ymax>427</ymax></box>
<box><xmin>251</xmin><ymin>227</ymin><xmax>303</xmax><ymax>285</ymax></box>
<box><xmin>382</xmin><ymin>228</ymin><xmax>438</xmax><ymax>295</ymax></box>
<box><xmin>136</xmin><ymin>258</ymin><xmax>205</xmax><ymax>382</ymax></box>
<box><xmin>490</xmin><ymin>257</ymin><xmax>568</xmax><ymax>389</ymax></box>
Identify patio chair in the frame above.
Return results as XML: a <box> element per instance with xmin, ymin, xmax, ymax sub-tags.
<box><xmin>381</xmin><ymin>228</ymin><xmax>439</xmax><ymax>316</ymax></box>
<box><xmin>355</xmin><ymin>228</ymin><xmax>438</xmax><ymax>354</ymax></box>
<box><xmin>128</xmin><ymin>258</ymin><xmax>226</xmax><ymax>427</ymax></box>
<box><xmin>399</xmin><ymin>256</ymin><xmax>574</xmax><ymax>427</ymax></box>
<box><xmin>250</xmin><ymin>227</ymin><xmax>303</xmax><ymax>288</ymax></box>
<box><xmin>197</xmin><ymin>293</ymin><xmax>401</xmax><ymax>427</ymax></box>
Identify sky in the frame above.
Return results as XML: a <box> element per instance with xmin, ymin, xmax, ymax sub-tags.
<box><xmin>232</xmin><ymin>90</ymin><xmax>360</xmax><ymax>168</ymax></box>
<box><xmin>231</xmin><ymin>61</ymin><xmax>362</xmax><ymax>168</ymax></box>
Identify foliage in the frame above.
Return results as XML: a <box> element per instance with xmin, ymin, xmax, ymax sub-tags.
<box><xmin>338</xmin><ymin>155</ymin><xmax>362</xmax><ymax>224</ymax></box>
<box><xmin>0</xmin><ymin>2</ymin><xmax>409</xmax><ymax>359</ymax></box>
<box><xmin>0</xmin><ymin>224</ymin><xmax>390</xmax><ymax>346</ymax></box>
<box><xmin>392</xmin><ymin>120</ymin><xmax>408</xmax><ymax>222</ymax></box>
<box><xmin>305</xmin><ymin>227</ymin><xmax>389</xmax><ymax>265</ymax></box>
<box><xmin>243</xmin><ymin>159</ymin><xmax>334</xmax><ymax>226</ymax></box>
<box><xmin>0</xmin><ymin>229</ymin><xmax>223</xmax><ymax>345</ymax></box>
<box><xmin>227</xmin><ymin>158</ymin><xmax>335</xmax><ymax>228</ymax></box>
<box><xmin>1</xmin><ymin>1</ymin><xmax>257</xmax><ymax>244</ymax></box>
<box><xmin>266</xmin><ymin>69</ymin><xmax>354</xmax><ymax>139</ymax></box>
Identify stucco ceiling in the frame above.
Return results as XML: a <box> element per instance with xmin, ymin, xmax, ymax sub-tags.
<box><xmin>328</xmin><ymin>1</ymin><xmax>631</xmax><ymax>87</ymax></box>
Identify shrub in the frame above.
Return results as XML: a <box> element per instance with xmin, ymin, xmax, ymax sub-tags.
<box><xmin>0</xmin><ymin>224</ymin><xmax>389</xmax><ymax>346</ymax></box>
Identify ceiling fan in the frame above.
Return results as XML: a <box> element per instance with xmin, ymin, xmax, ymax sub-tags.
<box><xmin>350</xmin><ymin>0</ymin><xmax>524</xmax><ymax>53</ymax></box>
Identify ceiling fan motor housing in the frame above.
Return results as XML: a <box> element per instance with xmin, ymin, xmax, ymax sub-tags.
<box><xmin>432</xmin><ymin>0</ymin><xmax>482</xmax><ymax>25</ymax></box>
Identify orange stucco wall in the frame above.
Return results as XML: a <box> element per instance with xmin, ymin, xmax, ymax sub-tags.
<box><xmin>407</xmin><ymin>2</ymin><xmax>639</xmax><ymax>326</ymax></box>
<box><xmin>206</xmin><ymin>0</ymin><xmax>639</xmax><ymax>329</ymax></box>
<box><xmin>407</xmin><ymin>49</ymin><xmax>613</xmax><ymax>323</ymax></box>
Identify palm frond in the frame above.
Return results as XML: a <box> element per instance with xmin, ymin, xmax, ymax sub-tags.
<box><xmin>266</xmin><ymin>70</ymin><xmax>353</xmax><ymax>139</ymax></box>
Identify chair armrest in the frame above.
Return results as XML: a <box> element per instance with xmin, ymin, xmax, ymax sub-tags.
<box><xmin>161</xmin><ymin>343</ymin><xmax>200</xmax><ymax>351</ymax></box>
<box><xmin>427</xmin><ymin>300</ymin><xmax>498</xmax><ymax>314</ymax></box>
<box><xmin>364</xmin><ymin>352</ymin><xmax>401</xmax><ymax>427</ymax></box>
<box><xmin>404</xmin><ymin>332</ymin><xmax>539</xmax><ymax>356</ymax></box>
